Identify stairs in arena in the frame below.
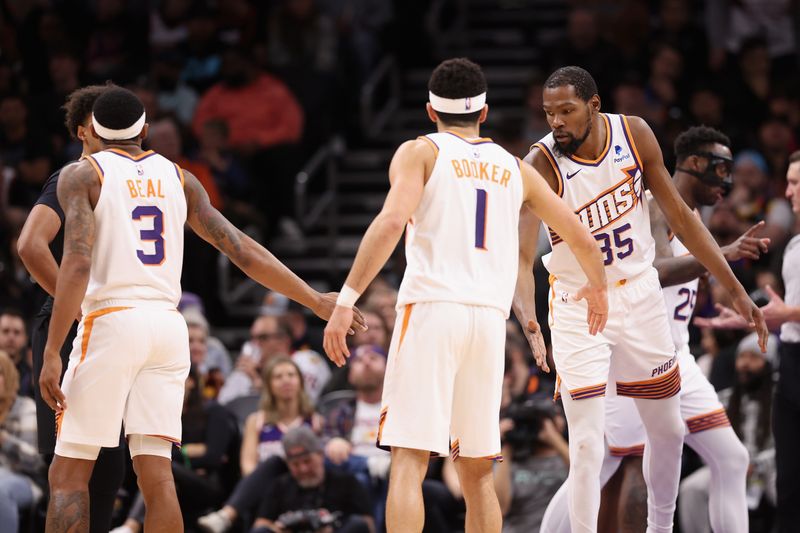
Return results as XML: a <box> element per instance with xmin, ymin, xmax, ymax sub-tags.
<box><xmin>267</xmin><ymin>0</ymin><xmax>569</xmax><ymax>292</ymax></box>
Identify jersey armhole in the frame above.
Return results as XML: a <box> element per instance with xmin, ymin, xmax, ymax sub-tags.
<box><xmin>84</xmin><ymin>155</ymin><xmax>105</xmax><ymax>185</ymax></box>
<box><xmin>173</xmin><ymin>162</ymin><xmax>186</xmax><ymax>188</ymax></box>
<box><xmin>620</xmin><ymin>115</ymin><xmax>644</xmax><ymax>171</ymax></box>
<box><xmin>531</xmin><ymin>143</ymin><xmax>563</xmax><ymax>197</ymax></box>
<box><xmin>416</xmin><ymin>135</ymin><xmax>439</xmax><ymax>157</ymax></box>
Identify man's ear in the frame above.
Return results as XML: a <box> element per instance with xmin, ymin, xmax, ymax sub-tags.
<box><xmin>425</xmin><ymin>103</ymin><xmax>438</xmax><ymax>124</ymax></box>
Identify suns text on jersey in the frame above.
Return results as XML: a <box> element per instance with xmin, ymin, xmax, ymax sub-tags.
<box><xmin>576</xmin><ymin>173</ymin><xmax>643</xmax><ymax>233</ymax></box>
<box><xmin>450</xmin><ymin>159</ymin><xmax>512</xmax><ymax>188</ymax></box>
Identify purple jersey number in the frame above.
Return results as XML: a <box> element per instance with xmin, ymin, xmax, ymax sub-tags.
<box><xmin>132</xmin><ymin>205</ymin><xmax>165</xmax><ymax>265</ymax></box>
<box><xmin>594</xmin><ymin>223</ymin><xmax>634</xmax><ymax>265</ymax></box>
<box><xmin>673</xmin><ymin>287</ymin><xmax>697</xmax><ymax>321</ymax></box>
<box><xmin>475</xmin><ymin>189</ymin><xmax>488</xmax><ymax>249</ymax></box>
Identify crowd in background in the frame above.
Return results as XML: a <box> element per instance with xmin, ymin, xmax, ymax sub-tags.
<box><xmin>0</xmin><ymin>0</ymin><xmax>798</xmax><ymax>531</ymax></box>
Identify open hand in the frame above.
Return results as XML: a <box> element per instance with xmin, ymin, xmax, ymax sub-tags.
<box><xmin>523</xmin><ymin>319</ymin><xmax>549</xmax><ymax>373</ymax></box>
<box><xmin>39</xmin><ymin>348</ymin><xmax>66</xmax><ymax>413</ymax></box>
<box><xmin>730</xmin><ymin>292</ymin><xmax>769</xmax><ymax>353</ymax></box>
<box><xmin>323</xmin><ymin>305</ymin><xmax>354</xmax><ymax>367</ymax></box>
<box><xmin>315</xmin><ymin>292</ymin><xmax>366</xmax><ymax>335</ymax></box>
<box><xmin>574</xmin><ymin>283</ymin><xmax>608</xmax><ymax>335</ymax></box>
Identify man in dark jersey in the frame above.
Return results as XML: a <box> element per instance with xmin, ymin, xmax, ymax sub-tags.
<box><xmin>16</xmin><ymin>84</ymin><xmax>125</xmax><ymax>533</ymax></box>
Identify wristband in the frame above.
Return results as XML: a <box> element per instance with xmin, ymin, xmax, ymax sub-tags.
<box><xmin>336</xmin><ymin>285</ymin><xmax>361</xmax><ymax>308</ymax></box>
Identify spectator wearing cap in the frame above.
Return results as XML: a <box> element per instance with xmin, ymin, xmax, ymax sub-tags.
<box><xmin>679</xmin><ymin>332</ymin><xmax>778</xmax><ymax>532</ymax></box>
<box><xmin>251</xmin><ymin>426</ymin><xmax>373</xmax><ymax>533</ymax></box>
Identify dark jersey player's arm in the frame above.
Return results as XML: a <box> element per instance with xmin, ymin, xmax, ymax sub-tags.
<box><xmin>17</xmin><ymin>173</ymin><xmax>65</xmax><ymax>297</ymax></box>
<box><xmin>183</xmin><ymin>170</ymin><xmax>324</xmax><ymax>316</ymax></box>
<box><xmin>649</xmin><ymin>200</ymin><xmax>708</xmax><ymax>287</ymax></box>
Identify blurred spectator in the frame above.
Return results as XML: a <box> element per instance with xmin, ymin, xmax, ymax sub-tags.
<box><xmin>147</xmin><ymin>116</ymin><xmax>223</xmax><ymax>209</ymax></box>
<box><xmin>522</xmin><ymin>75</ymin><xmax>550</xmax><ymax>147</ymax></box>
<box><xmin>680</xmin><ymin>333</ymin><xmax>778</xmax><ymax>532</ymax></box>
<box><xmin>0</xmin><ymin>310</ymin><xmax>32</xmax><ymax>399</ymax></box>
<box><xmin>152</xmin><ymin>50</ymin><xmax>199</xmax><ymax>126</ymax></box>
<box><xmin>192</xmin><ymin>47</ymin><xmax>304</xmax><ymax>153</ymax></box>
<box><xmin>319</xmin><ymin>0</ymin><xmax>393</xmax><ymax>79</ymax></box>
<box><xmin>758</xmin><ymin>115</ymin><xmax>797</xmax><ymax>183</ymax></box>
<box><xmin>0</xmin><ymin>94</ymin><xmax>48</xmax><ymax>171</ymax></box>
<box><xmin>250</xmin><ymin>426</ymin><xmax>373</xmax><ymax>533</ymax></box>
<box><xmin>148</xmin><ymin>0</ymin><xmax>192</xmax><ymax>51</ymax></box>
<box><xmin>651</xmin><ymin>0</ymin><xmax>709</xmax><ymax>77</ymax></box>
<box><xmin>0</xmin><ymin>350</ymin><xmax>44</xmax><ymax>533</ymax></box>
<box><xmin>264</xmin><ymin>0</ymin><xmax>338</xmax><ymax>75</ymax></box>
<box><xmin>726</xmin><ymin>150</ymin><xmax>794</xmax><ymax>245</ymax></box>
<box><xmin>363</xmin><ymin>287</ymin><xmax>398</xmax><ymax>335</ymax></box>
<box><xmin>183</xmin><ymin>308</ymin><xmax>232</xmax><ymax>382</ymax></box>
<box><xmin>83</xmin><ymin>0</ymin><xmax>148</xmax><ymax>84</ymax></box>
<box><xmin>196</xmin><ymin>118</ymin><xmax>250</xmax><ymax>203</ymax></box>
<box><xmin>724</xmin><ymin>37</ymin><xmax>773</xmax><ymax>130</ymax></box>
<box><xmin>180</xmin><ymin>7</ymin><xmax>223</xmax><ymax>93</ymax></box>
<box><xmin>349</xmin><ymin>306</ymin><xmax>389</xmax><ymax>352</ymax></box>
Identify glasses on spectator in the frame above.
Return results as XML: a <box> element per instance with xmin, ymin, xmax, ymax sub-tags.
<box><xmin>252</xmin><ymin>332</ymin><xmax>285</xmax><ymax>342</ymax></box>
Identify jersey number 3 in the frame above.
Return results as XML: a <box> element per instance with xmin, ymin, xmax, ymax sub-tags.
<box><xmin>132</xmin><ymin>206</ymin><xmax>165</xmax><ymax>265</ymax></box>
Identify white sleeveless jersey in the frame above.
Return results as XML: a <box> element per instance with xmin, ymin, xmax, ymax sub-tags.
<box><xmin>534</xmin><ymin>113</ymin><xmax>654</xmax><ymax>286</ymax></box>
<box><xmin>396</xmin><ymin>132</ymin><xmax>524</xmax><ymax>316</ymax></box>
<box><xmin>82</xmin><ymin>149</ymin><xmax>187</xmax><ymax>312</ymax></box>
<box><xmin>661</xmin><ymin>233</ymin><xmax>699</xmax><ymax>349</ymax></box>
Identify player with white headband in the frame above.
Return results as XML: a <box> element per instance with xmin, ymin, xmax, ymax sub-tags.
<box><xmin>324</xmin><ymin>57</ymin><xmax>608</xmax><ymax>533</ymax></box>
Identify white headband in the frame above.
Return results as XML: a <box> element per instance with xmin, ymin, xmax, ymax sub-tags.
<box><xmin>92</xmin><ymin>111</ymin><xmax>146</xmax><ymax>140</ymax></box>
<box><xmin>429</xmin><ymin>91</ymin><xmax>486</xmax><ymax>114</ymax></box>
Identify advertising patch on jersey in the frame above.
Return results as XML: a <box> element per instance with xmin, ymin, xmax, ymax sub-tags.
<box><xmin>560</xmin><ymin>291</ymin><xmax>569</xmax><ymax>303</ymax></box>
<box><xmin>613</xmin><ymin>145</ymin><xmax>630</xmax><ymax>163</ymax></box>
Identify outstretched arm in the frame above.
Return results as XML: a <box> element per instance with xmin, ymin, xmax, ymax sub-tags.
<box><xmin>184</xmin><ymin>170</ymin><xmax>362</xmax><ymax>329</ymax></box>
<box><xmin>519</xmin><ymin>160</ymin><xmax>608</xmax><ymax>335</ymax></box>
<box><xmin>323</xmin><ymin>139</ymin><xmax>431</xmax><ymax>365</ymax></box>
<box><xmin>40</xmin><ymin>161</ymin><xmax>98</xmax><ymax>412</ymax></box>
<box><xmin>651</xmin><ymin>199</ymin><xmax>769</xmax><ymax>287</ymax></box>
<box><xmin>631</xmin><ymin>116</ymin><xmax>768</xmax><ymax>350</ymax></box>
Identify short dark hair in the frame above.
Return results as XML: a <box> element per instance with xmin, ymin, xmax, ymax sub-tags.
<box><xmin>673</xmin><ymin>126</ymin><xmax>731</xmax><ymax>163</ymax></box>
<box><xmin>428</xmin><ymin>58</ymin><xmax>487</xmax><ymax>126</ymax></box>
<box><xmin>62</xmin><ymin>83</ymin><xmax>116</xmax><ymax>140</ymax></box>
<box><xmin>91</xmin><ymin>87</ymin><xmax>145</xmax><ymax>141</ymax></box>
<box><xmin>544</xmin><ymin>66</ymin><xmax>598</xmax><ymax>102</ymax></box>
<box><xmin>0</xmin><ymin>308</ymin><xmax>25</xmax><ymax>322</ymax></box>
<box><xmin>789</xmin><ymin>150</ymin><xmax>800</xmax><ymax>164</ymax></box>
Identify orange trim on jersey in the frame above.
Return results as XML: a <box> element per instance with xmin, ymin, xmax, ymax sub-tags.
<box><xmin>609</xmin><ymin>444</ymin><xmax>645</xmax><ymax>457</ymax></box>
<box><xmin>620</xmin><ymin>115</ymin><xmax>643</xmax><ymax>170</ymax></box>
<box><xmin>568</xmin><ymin>113</ymin><xmax>611</xmax><ymax>165</ymax></box>
<box><xmin>417</xmin><ymin>135</ymin><xmax>439</xmax><ymax>157</ymax></box>
<box><xmin>173</xmin><ymin>162</ymin><xmax>186</xmax><ymax>188</ymax></box>
<box><xmin>444</xmin><ymin>130</ymin><xmax>493</xmax><ymax>144</ymax></box>
<box><xmin>479</xmin><ymin>454</ymin><xmax>504</xmax><ymax>462</ymax></box>
<box><xmin>532</xmin><ymin>142</ymin><xmax>563</xmax><ymax>197</ymax></box>
<box><xmin>616</xmin><ymin>363</ymin><xmax>681</xmax><ymax>399</ymax></box>
<box><xmin>74</xmin><ymin>307</ymin><xmax>132</xmax><ymax>377</ymax></box>
<box><xmin>106</xmin><ymin>148</ymin><xmax>156</xmax><ymax>161</ymax></box>
<box><xmin>55</xmin><ymin>410</ymin><xmax>64</xmax><ymax>439</ymax></box>
<box><xmin>398</xmin><ymin>304</ymin><xmax>413</xmax><ymax>350</ymax></box>
<box><xmin>377</xmin><ymin>406</ymin><xmax>388</xmax><ymax>443</ymax></box>
<box><xmin>568</xmin><ymin>382</ymin><xmax>607</xmax><ymax>400</ymax></box>
<box><xmin>548</xmin><ymin>275</ymin><xmax>556</xmax><ymax>328</ymax></box>
<box><xmin>686</xmin><ymin>408</ymin><xmax>731</xmax><ymax>434</ymax></box>
<box><xmin>450</xmin><ymin>439</ymin><xmax>460</xmax><ymax>460</ymax></box>
<box><xmin>85</xmin><ymin>155</ymin><xmax>104</xmax><ymax>184</ymax></box>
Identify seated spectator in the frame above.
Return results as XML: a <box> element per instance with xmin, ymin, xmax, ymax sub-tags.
<box><xmin>196</xmin><ymin>118</ymin><xmax>250</xmax><ymax>204</ymax></box>
<box><xmin>0</xmin><ymin>310</ymin><xmax>32</xmax><ymax>399</ymax></box>
<box><xmin>240</xmin><ymin>356</ymin><xmax>320</xmax><ymax>476</ymax></box>
<box><xmin>112</xmin><ymin>366</ymin><xmax>238</xmax><ymax>532</ymax></box>
<box><xmin>183</xmin><ymin>307</ymin><xmax>232</xmax><ymax>382</ymax></box>
<box><xmin>251</xmin><ymin>426</ymin><xmax>373</xmax><ymax>533</ymax></box>
<box><xmin>0</xmin><ymin>350</ymin><xmax>44</xmax><ymax>532</ymax></box>
<box><xmin>680</xmin><ymin>333</ymin><xmax>778</xmax><ymax>532</ymax></box>
<box><xmin>219</xmin><ymin>315</ymin><xmax>329</xmax><ymax>405</ymax></box>
<box><xmin>198</xmin><ymin>357</ymin><xmax>321</xmax><ymax>532</ymax></box>
<box><xmin>152</xmin><ymin>50</ymin><xmax>199</xmax><ymax>126</ymax></box>
<box><xmin>192</xmin><ymin>46</ymin><xmax>304</xmax><ymax>153</ymax></box>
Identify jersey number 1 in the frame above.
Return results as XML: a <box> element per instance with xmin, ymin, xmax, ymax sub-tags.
<box><xmin>475</xmin><ymin>189</ymin><xmax>488</xmax><ymax>250</ymax></box>
<box><xmin>132</xmin><ymin>206</ymin><xmax>165</xmax><ymax>265</ymax></box>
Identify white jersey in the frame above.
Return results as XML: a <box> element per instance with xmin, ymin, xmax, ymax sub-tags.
<box><xmin>661</xmin><ymin>233</ymin><xmax>699</xmax><ymax>349</ymax></box>
<box><xmin>534</xmin><ymin>113</ymin><xmax>654</xmax><ymax>286</ymax></box>
<box><xmin>82</xmin><ymin>148</ymin><xmax>187</xmax><ymax>312</ymax></box>
<box><xmin>396</xmin><ymin>131</ymin><xmax>524</xmax><ymax>316</ymax></box>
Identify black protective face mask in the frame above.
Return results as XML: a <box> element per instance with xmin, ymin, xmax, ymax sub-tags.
<box><xmin>676</xmin><ymin>152</ymin><xmax>734</xmax><ymax>194</ymax></box>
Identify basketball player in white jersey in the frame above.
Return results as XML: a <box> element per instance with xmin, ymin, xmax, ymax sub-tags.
<box><xmin>323</xmin><ymin>58</ymin><xmax>608</xmax><ymax>533</ymax></box>
<box><xmin>515</xmin><ymin>67</ymin><xmax>769</xmax><ymax>533</ymax></box>
<box><xmin>38</xmin><ymin>88</ymin><xmax>364</xmax><ymax>533</ymax></box>
<box><xmin>539</xmin><ymin>126</ymin><xmax>771</xmax><ymax>533</ymax></box>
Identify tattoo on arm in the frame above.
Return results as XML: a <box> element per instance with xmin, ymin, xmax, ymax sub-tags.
<box><xmin>57</xmin><ymin>163</ymin><xmax>97</xmax><ymax>260</ymax></box>
<box><xmin>46</xmin><ymin>491</ymin><xmax>90</xmax><ymax>533</ymax></box>
<box><xmin>184</xmin><ymin>171</ymin><xmax>247</xmax><ymax>265</ymax></box>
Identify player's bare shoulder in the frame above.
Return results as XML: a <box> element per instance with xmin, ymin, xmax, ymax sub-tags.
<box><xmin>56</xmin><ymin>158</ymin><xmax>101</xmax><ymax>208</ymax></box>
<box><xmin>390</xmin><ymin>137</ymin><xmax>438</xmax><ymax>182</ymax></box>
<box><xmin>523</xmin><ymin>145</ymin><xmax>559</xmax><ymax>194</ymax></box>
